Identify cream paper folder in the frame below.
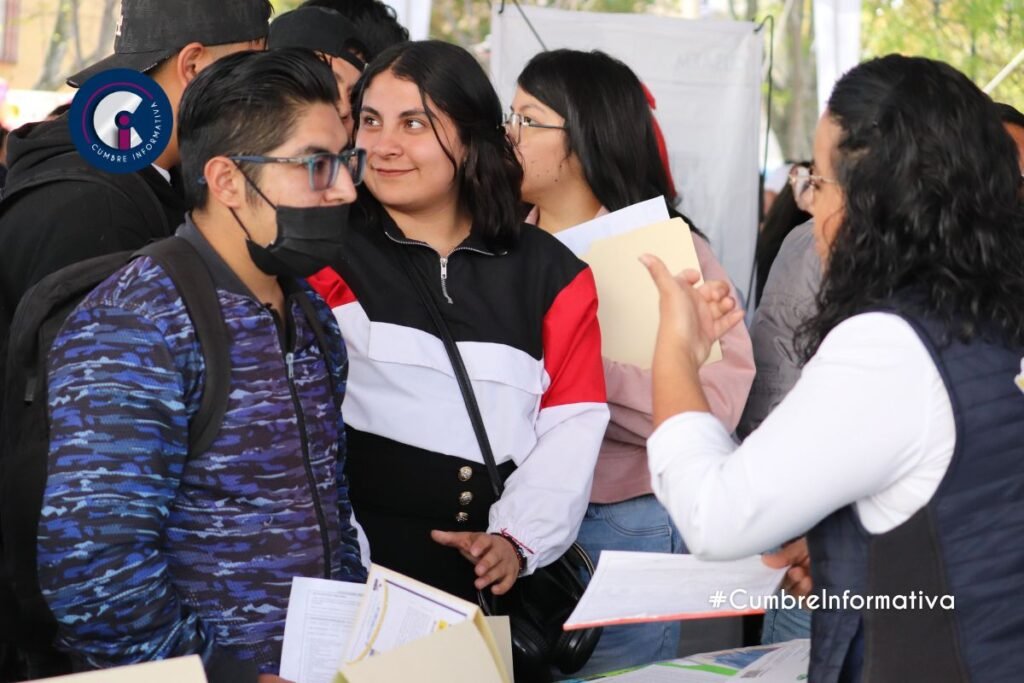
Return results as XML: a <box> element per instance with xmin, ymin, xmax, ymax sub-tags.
<box><xmin>336</xmin><ymin>564</ymin><xmax>511</xmax><ymax>683</ymax></box>
<box><xmin>583</xmin><ymin>217</ymin><xmax>722</xmax><ymax>369</ymax></box>
<box><xmin>26</xmin><ymin>655</ymin><xmax>207</xmax><ymax>683</ymax></box>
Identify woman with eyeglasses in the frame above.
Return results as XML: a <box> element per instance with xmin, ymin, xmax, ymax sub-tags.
<box><xmin>644</xmin><ymin>55</ymin><xmax>1024</xmax><ymax>682</ymax></box>
<box><xmin>308</xmin><ymin>41</ymin><xmax>609</xmax><ymax>615</ymax></box>
<box><xmin>507</xmin><ymin>49</ymin><xmax>755</xmax><ymax>675</ymax></box>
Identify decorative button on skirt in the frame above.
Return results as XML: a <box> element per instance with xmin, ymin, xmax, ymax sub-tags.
<box><xmin>346</xmin><ymin>428</ymin><xmax>515</xmax><ymax>601</ymax></box>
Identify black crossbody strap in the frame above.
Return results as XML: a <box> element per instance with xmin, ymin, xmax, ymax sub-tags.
<box><xmin>393</xmin><ymin>246</ymin><xmax>505</xmax><ymax>499</ymax></box>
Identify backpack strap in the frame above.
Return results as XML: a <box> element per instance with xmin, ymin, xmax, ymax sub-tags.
<box><xmin>138</xmin><ymin>238</ymin><xmax>230</xmax><ymax>455</ymax></box>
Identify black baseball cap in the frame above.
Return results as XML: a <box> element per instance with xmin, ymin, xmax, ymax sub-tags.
<box><xmin>268</xmin><ymin>6</ymin><xmax>367</xmax><ymax>73</ymax></box>
<box><xmin>67</xmin><ymin>0</ymin><xmax>272</xmax><ymax>88</ymax></box>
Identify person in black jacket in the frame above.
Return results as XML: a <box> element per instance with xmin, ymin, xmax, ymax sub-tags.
<box><xmin>0</xmin><ymin>0</ymin><xmax>272</xmax><ymax>316</ymax></box>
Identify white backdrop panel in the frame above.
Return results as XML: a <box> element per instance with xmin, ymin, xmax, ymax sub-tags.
<box><xmin>387</xmin><ymin>0</ymin><xmax>432</xmax><ymax>41</ymax></box>
<box><xmin>491</xmin><ymin>5</ymin><xmax>763</xmax><ymax>298</ymax></box>
<box><xmin>814</xmin><ymin>0</ymin><xmax>862</xmax><ymax>115</ymax></box>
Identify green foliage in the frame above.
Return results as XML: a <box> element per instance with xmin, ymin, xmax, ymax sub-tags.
<box><xmin>861</xmin><ymin>0</ymin><xmax>1024</xmax><ymax>109</ymax></box>
<box><xmin>271</xmin><ymin>0</ymin><xmax>303</xmax><ymax>14</ymax></box>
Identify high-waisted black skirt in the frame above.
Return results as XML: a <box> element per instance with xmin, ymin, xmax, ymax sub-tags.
<box><xmin>346</xmin><ymin>428</ymin><xmax>516</xmax><ymax>602</ymax></box>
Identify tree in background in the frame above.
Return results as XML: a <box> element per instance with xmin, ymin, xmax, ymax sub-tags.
<box><xmin>29</xmin><ymin>1</ymin><xmax>1021</xmax><ymax>158</ymax></box>
<box><xmin>35</xmin><ymin>0</ymin><xmax>119</xmax><ymax>89</ymax></box>
<box><xmin>862</xmin><ymin>0</ymin><xmax>1024</xmax><ymax>109</ymax></box>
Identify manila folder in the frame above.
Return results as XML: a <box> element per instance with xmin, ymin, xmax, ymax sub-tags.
<box><xmin>337</xmin><ymin>616</ymin><xmax>510</xmax><ymax>683</ymax></box>
<box><xmin>582</xmin><ymin>217</ymin><xmax>722</xmax><ymax>369</ymax></box>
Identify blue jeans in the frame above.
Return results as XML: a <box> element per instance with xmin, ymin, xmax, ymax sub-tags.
<box><xmin>570</xmin><ymin>495</ymin><xmax>688</xmax><ymax>677</ymax></box>
<box><xmin>760</xmin><ymin>600</ymin><xmax>812</xmax><ymax>643</ymax></box>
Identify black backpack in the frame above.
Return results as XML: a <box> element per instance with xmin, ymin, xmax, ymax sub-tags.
<box><xmin>0</xmin><ymin>237</ymin><xmax>230</xmax><ymax>679</ymax></box>
<box><xmin>0</xmin><ymin>153</ymin><xmax>172</xmax><ymax>454</ymax></box>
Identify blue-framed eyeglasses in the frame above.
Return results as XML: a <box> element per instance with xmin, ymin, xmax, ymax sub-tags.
<box><xmin>228</xmin><ymin>149</ymin><xmax>366</xmax><ymax>190</ymax></box>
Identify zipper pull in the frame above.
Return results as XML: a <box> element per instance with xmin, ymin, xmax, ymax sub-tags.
<box><xmin>439</xmin><ymin>256</ymin><xmax>454</xmax><ymax>304</ymax></box>
<box><xmin>285</xmin><ymin>351</ymin><xmax>295</xmax><ymax>380</ymax></box>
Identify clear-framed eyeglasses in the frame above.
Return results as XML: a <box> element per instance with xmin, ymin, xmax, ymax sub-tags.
<box><xmin>788</xmin><ymin>163</ymin><xmax>837</xmax><ymax>207</ymax></box>
<box><xmin>502</xmin><ymin>111</ymin><xmax>566</xmax><ymax>145</ymax></box>
<box><xmin>228</xmin><ymin>148</ymin><xmax>367</xmax><ymax>190</ymax></box>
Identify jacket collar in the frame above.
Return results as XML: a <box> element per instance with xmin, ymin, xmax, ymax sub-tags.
<box><xmin>175</xmin><ymin>214</ymin><xmax>302</xmax><ymax>300</ymax></box>
<box><xmin>379</xmin><ymin>211</ymin><xmax>506</xmax><ymax>257</ymax></box>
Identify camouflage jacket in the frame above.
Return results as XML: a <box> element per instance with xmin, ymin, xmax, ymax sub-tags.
<box><xmin>38</xmin><ymin>220</ymin><xmax>366</xmax><ymax>675</ymax></box>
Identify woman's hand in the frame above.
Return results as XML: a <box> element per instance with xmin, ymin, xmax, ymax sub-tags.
<box><xmin>640</xmin><ymin>255</ymin><xmax>745</xmax><ymax>368</ymax></box>
<box><xmin>641</xmin><ymin>255</ymin><xmax>746</xmax><ymax>427</ymax></box>
<box><xmin>762</xmin><ymin>537</ymin><xmax>813</xmax><ymax>598</ymax></box>
<box><xmin>431</xmin><ymin>530</ymin><xmax>520</xmax><ymax>595</ymax></box>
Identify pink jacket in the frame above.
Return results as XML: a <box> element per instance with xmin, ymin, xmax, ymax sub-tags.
<box><xmin>526</xmin><ymin>206</ymin><xmax>756</xmax><ymax>503</ymax></box>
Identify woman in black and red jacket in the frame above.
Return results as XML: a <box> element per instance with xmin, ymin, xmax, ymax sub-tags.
<box><xmin>309</xmin><ymin>41</ymin><xmax>609</xmax><ymax>602</ymax></box>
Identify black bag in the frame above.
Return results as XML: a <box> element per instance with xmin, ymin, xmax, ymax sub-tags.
<box><xmin>394</xmin><ymin>247</ymin><xmax>602</xmax><ymax>683</ymax></box>
<box><xmin>0</xmin><ymin>237</ymin><xmax>231</xmax><ymax>679</ymax></box>
<box><xmin>0</xmin><ymin>151</ymin><xmax>172</xmax><ymax>458</ymax></box>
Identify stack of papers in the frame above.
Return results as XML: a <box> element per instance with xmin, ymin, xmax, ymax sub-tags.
<box><xmin>279</xmin><ymin>565</ymin><xmax>512</xmax><ymax>683</ymax></box>
<box><xmin>562</xmin><ymin>639</ymin><xmax>810</xmax><ymax>682</ymax></box>
<box><xmin>564</xmin><ymin>551</ymin><xmax>786</xmax><ymax>630</ymax></box>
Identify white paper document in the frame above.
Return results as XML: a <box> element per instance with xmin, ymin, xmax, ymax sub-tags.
<box><xmin>564</xmin><ymin>551</ymin><xmax>786</xmax><ymax>630</ymax></box>
<box><xmin>279</xmin><ymin>577</ymin><xmax>365</xmax><ymax>683</ymax></box>
<box><xmin>589</xmin><ymin>665</ymin><xmax>725</xmax><ymax>682</ymax></box>
<box><xmin>341</xmin><ymin>565</ymin><xmax>477</xmax><ymax>665</ymax></box>
<box><xmin>553</xmin><ymin>196</ymin><xmax>670</xmax><ymax>257</ymax></box>
<box><xmin>734</xmin><ymin>639</ymin><xmax>810</xmax><ymax>680</ymax></box>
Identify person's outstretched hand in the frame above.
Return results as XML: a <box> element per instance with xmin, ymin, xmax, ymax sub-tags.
<box><xmin>640</xmin><ymin>255</ymin><xmax>745</xmax><ymax>368</ymax></box>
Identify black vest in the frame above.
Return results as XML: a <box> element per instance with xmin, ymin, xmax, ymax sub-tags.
<box><xmin>807</xmin><ymin>307</ymin><xmax>1024</xmax><ymax>683</ymax></box>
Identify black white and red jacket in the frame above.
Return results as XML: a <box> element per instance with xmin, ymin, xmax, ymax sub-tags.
<box><xmin>309</xmin><ymin>205</ymin><xmax>609</xmax><ymax>573</ymax></box>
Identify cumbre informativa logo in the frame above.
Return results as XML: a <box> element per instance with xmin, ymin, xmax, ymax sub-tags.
<box><xmin>69</xmin><ymin>68</ymin><xmax>171</xmax><ymax>174</ymax></box>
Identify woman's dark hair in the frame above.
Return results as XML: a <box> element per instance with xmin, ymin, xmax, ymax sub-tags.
<box><xmin>179</xmin><ymin>49</ymin><xmax>339</xmax><ymax>208</ymax></box>
<box><xmin>995</xmin><ymin>101</ymin><xmax>1024</xmax><ymax>129</ymax></box>
<box><xmin>354</xmin><ymin>40</ymin><xmax>523</xmax><ymax>247</ymax></box>
<box><xmin>517</xmin><ymin>49</ymin><xmax>679</xmax><ymax>215</ymax></box>
<box><xmin>754</xmin><ymin>165</ymin><xmax>812</xmax><ymax>304</ymax></box>
<box><xmin>797</xmin><ymin>54</ymin><xmax>1024</xmax><ymax>361</ymax></box>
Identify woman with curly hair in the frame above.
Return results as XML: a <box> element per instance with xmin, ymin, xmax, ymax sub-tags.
<box><xmin>642</xmin><ymin>54</ymin><xmax>1024</xmax><ymax>683</ymax></box>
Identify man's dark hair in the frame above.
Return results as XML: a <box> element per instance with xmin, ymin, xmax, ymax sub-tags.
<box><xmin>517</xmin><ymin>49</ymin><xmax>677</xmax><ymax>213</ymax></box>
<box><xmin>356</xmin><ymin>40</ymin><xmax>523</xmax><ymax>248</ymax></box>
<box><xmin>797</xmin><ymin>55</ymin><xmax>1024</xmax><ymax>361</ymax></box>
<box><xmin>302</xmin><ymin>0</ymin><xmax>408</xmax><ymax>62</ymax></box>
<box><xmin>178</xmin><ymin>48</ymin><xmax>340</xmax><ymax>208</ymax></box>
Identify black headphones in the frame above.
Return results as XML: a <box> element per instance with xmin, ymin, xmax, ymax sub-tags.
<box><xmin>479</xmin><ymin>543</ymin><xmax>602</xmax><ymax>682</ymax></box>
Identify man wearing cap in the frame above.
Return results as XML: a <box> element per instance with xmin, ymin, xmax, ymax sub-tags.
<box><xmin>0</xmin><ymin>0</ymin><xmax>272</xmax><ymax>321</ymax></box>
<box><xmin>268</xmin><ymin>6</ymin><xmax>367</xmax><ymax>136</ymax></box>
<box><xmin>303</xmin><ymin>0</ymin><xmax>409</xmax><ymax>64</ymax></box>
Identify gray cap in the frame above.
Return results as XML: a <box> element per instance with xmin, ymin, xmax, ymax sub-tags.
<box><xmin>67</xmin><ymin>0</ymin><xmax>272</xmax><ymax>88</ymax></box>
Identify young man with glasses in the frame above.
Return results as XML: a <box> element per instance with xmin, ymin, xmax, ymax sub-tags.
<box><xmin>36</xmin><ymin>49</ymin><xmax>366</xmax><ymax>683</ymax></box>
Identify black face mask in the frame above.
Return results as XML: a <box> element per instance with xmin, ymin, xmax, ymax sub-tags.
<box><xmin>230</xmin><ymin>175</ymin><xmax>350</xmax><ymax>278</ymax></box>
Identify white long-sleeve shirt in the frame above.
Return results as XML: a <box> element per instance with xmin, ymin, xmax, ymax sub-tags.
<box><xmin>648</xmin><ymin>312</ymin><xmax>956</xmax><ymax>560</ymax></box>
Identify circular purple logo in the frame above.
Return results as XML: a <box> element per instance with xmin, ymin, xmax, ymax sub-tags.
<box><xmin>69</xmin><ymin>68</ymin><xmax>172</xmax><ymax>173</ymax></box>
